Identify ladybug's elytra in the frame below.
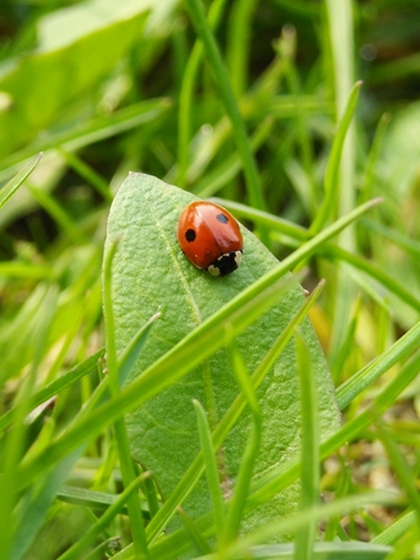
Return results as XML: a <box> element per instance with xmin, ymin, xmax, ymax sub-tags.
<box><xmin>177</xmin><ymin>201</ymin><xmax>243</xmax><ymax>277</ymax></box>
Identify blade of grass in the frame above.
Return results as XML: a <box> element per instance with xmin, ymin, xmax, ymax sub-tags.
<box><xmin>361</xmin><ymin>219</ymin><xmax>420</xmax><ymax>260</ymax></box>
<box><xmin>358</xmin><ymin>113</ymin><xmax>391</xmax><ymax>205</ymax></box>
<box><xmin>324</xmin><ymin>461</ymin><xmax>351</xmax><ymax>541</ymax></box>
<box><xmin>330</xmin><ymin>293</ymin><xmax>362</xmax><ymax>383</ymax></box>
<box><xmin>215</xmin><ymin>198</ymin><xmax>309</xmax><ymax>242</ymax></box>
<box><xmin>226</xmin><ymin>0</ymin><xmax>258</xmax><ymax>98</ymax></box>
<box><xmin>56</xmin><ymin>473</ymin><xmax>150</xmax><ymax>560</ymax></box>
<box><xmin>381</xmin><ymin>526</ymin><xmax>420</xmax><ymax>560</ymax></box>
<box><xmin>325</xmin><ymin>0</ymin><xmax>356</xmax><ymax>219</ymax></box>
<box><xmin>194</xmin><ymin>400</ymin><xmax>225</xmax><ymax>543</ymax></box>
<box><xmin>118</xmin><ymin>312</ymin><xmax>161</xmax><ymax>386</ymax></box>
<box><xmin>325</xmin><ymin>245</ymin><xmax>420</xmax><ymax>313</ymax></box>
<box><xmin>25</xmin><ymin>182</ymin><xmax>87</xmax><ymax>245</ymax></box>
<box><xmin>57</xmin><ymin>485</ymin><xmax>130</xmax><ymax>514</ymax></box>
<box><xmin>103</xmin><ymin>238</ymin><xmax>149</xmax><ymax>559</ymax></box>
<box><xmin>219</xmin><ymin>199</ymin><xmax>420</xmax><ymax>315</ymax></box>
<box><xmin>185</xmin><ymin>0</ymin><xmax>266</xmax><ymax>212</ymax></box>
<box><xmin>293</xmin><ymin>336</ymin><xmax>319</xmax><ymax>560</ymax></box>
<box><xmin>0</xmin><ymin>153</ymin><xmax>42</xmax><ymax>209</ymax></box>
<box><xmin>9</xmin><ymin>449</ymin><xmax>82</xmax><ymax>560</ymax></box>
<box><xmin>0</xmin><ymin>262</ymin><xmax>54</xmax><ymax>280</ymax></box>
<box><xmin>0</xmin><ymin>349</ymin><xmax>104</xmax><ymax>434</ymax></box>
<box><xmin>374</xmin><ymin>418</ymin><xmax>420</xmax><ymax>528</ymax></box>
<box><xmin>177</xmin><ymin>507</ymin><xmax>213</xmax><ymax>555</ymax></box>
<box><xmin>310</xmin><ymin>81</ymin><xmax>362</xmax><ymax>234</ymax></box>
<box><xmin>222</xmin><ymin>336</ymin><xmax>261</xmax><ymax>546</ymax></box>
<box><xmin>372</xmin><ymin>510</ymin><xmax>418</xmax><ymax>546</ymax></box>
<box><xmin>218</xmin><ymin>492</ymin><xmax>399</xmax><ymax>560</ymax></box>
<box><xmin>57</xmin><ymin>148</ymin><xmax>113</xmax><ymax>203</ymax></box>
<box><xmin>177</xmin><ymin>0</ymin><xmax>228</xmax><ymax>188</ymax></box>
<box><xmin>0</xmin><ymin>99</ymin><xmax>170</xmax><ymax>182</ymax></box>
<box><xmin>322</xmin><ymin>0</ymin><xmax>358</xmax><ymax>378</ymax></box>
<box><xmin>0</xmin><ymin>284</ymin><xmax>58</xmax><ymax>560</ymax></box>
<box><xmin>336</xmin><ymin>319</ymin><xmax>420</xmax><ymax>410</ymax></box>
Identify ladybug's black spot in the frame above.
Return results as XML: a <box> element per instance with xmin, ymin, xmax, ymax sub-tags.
<box><xmin>185</xmin><ymin>228</ymin><xmax>196</xmax><ymax>242</ymax></box>
<box><xmin>216</xmin><ymin>213</ymin><xmax>229</xmax><ymax>224</ymax></box>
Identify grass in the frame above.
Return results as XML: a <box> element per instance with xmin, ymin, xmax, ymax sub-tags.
<box><xmin>1</xmin><ymin>0</ymin><xmax>420</xmax><ymax>559</ymax></box>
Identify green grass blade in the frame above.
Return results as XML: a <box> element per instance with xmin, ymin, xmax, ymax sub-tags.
<box><xmin>177</xmin><ymin>0</ymin><xmax>228</xmax><ymax>188</ymax></box>
<box><xmin>0</xmin><ymin>349</ymin><xmax>104</xmax><ymax>434</ymax></box>
<box><xmin>25</xmin><ymin>182</ymin><xmax>87</xmax><ymax>244</ymax></box>
<box><xmin>185</xmin><ymin>0</ymin><xmax>265</xmax><ymax>211</ymax></box>
<box><xmin>57</xmin><ymin>148</ymin><xmax>113</xmax><ymax>203</ymax></box>
<box><xmin>194</xmin><ymin>400</ymin><xmax>225</xmax><ymax>542</ymax></box>
<box><xmin>103</xmin><ymin>238</ymin><xmax>149</xmax><ymax>559</ymax></box>
<box><xmin>226</xmin><ymin>0</ymin><xmax>258</xmax><ymax>97</ymax></box>
<box><xmin>374</xmin><ymin>419</ymin><xmax>420</xmax><ymax>526</ymax></box>
<box><xmin>0</xmin><ymin>99</ymin><xmax>170</xmax><ymax>182</ymax></box>
<box><xmin>310</xmin><ymin>81</ymin><xmax>362</xmax><ymax>234</ymax></box>
<box><xmin>294</xmin><ymin>337</ymin><xmax>319</xmax><ymax>560</ymax></box>
<box><xmin>177</xmin><ymin>507</ymin><xmax>213</xmax><ymax>555</ymax></box>
<box><xmin>56</xmin><ymin>473</ymin><xmax>149</xmax><ymax>560</ymax></box>
<box><xmin>324</xmin><ymin>0</ymin><xmax>356</xmax><ymax>231</ymax></box>
<box><xmin>336</xmin><ymin>319</ymin><xmax>420</xmax><ymax>410</ymax></box>
<box><xmin>0</xmin><ymin>153</ymin><xmax>42</xmax><ymax>209</ymax></box>
<box><xmin>9</xmin><ymin>450</ymin><xmax>82</xmax><ymax>560</ymax></box>
<box><xmin>326</xmin><ymin>245</ymin><xmax>420</xmax><ymax>313</ymax></box>
<box><xmin>221</xmin><ymin>492</ymin><xmax>399</xmax><ymax>559</ymax></box>
<box><xmin>380</xmin><ymin>525</ymin><xmax>420</xmax><ymax>560</ymax></box>
<box><xmin>118</xmin><ymin>312</ymin><xmax>161</xmax><ymax>386</ymax></box>
<box><xmin>222</xmin><ymin>339</ymin><xmax>262</xmax><ymax>545</ymax></box>
<box><xmin>372</xmin><ymin>510</ymin><xmax>418</xmax><ymax>546</ymax></box>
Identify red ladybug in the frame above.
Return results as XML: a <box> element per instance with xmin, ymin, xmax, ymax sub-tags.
<box><xmin>177</xmin><ymin>201</ymin><xmax>243</xmax><ymax>277</ymax></box>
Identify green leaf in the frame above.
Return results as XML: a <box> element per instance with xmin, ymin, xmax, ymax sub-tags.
<box><xmin>105</xmin><ymin>173</ymin><xmax>340</xmax><ymax>531</ymax></box>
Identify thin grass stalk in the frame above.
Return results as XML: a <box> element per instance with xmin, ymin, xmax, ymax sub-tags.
<box><xmin>103</xmin><ymin>239</ymin><xmax>149</xmax><ymax>559</ymax></box>
<box><xmin>56</xmin><ymin>473</ymin><xmax>149</xmax><ymax>560</ymax></box>
<box><xmin>194</xmin><ymin>400</ymin><xmax>226</xmax><ymax>543</ymax></box>
<box><xmin>222</xmin><ymin>338</ymin><xmax>262</xmax><ymax>545</ymax></box>
<box><xmin>0</xmin><ymin>153</ymin><xmax>42</xmax><ymax>209</ymax></box>
<box><xmin>185</xmin><ymin>0</ymin><xmax>266</xmax><ymax>212</ymax></box>
<box><xmin>177</xmin><ymin>0</ymin><xmax>228</xmax><ymax>188</ymax></box>
<box><xmin>178</xmin><ymin>507</ymin><xmax>213</xmax><ymax>555</ymax></box>
<box><xmin>293</xmin><ymin>337</ymin><xmax>319</xmax><ymax>560</ymax></box>
<box><xmin>226</xmin><ymin>0</ymin><xmax>259</xmax><ymax>97</ymax></box>
<box><xmin>374</xmin><ymin>418</ymin><xmax>420</xmax><ymax>528</ymax></box>
<box><xmin>0</xmin><ymin>285</ymin><xmax>58</xmax><ymax>560</ymax></box>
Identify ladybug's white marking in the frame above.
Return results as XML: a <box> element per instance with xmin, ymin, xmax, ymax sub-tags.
<box><xmin>207</xmin><ymin>264</ymin><xmax>221</xmax><ymax>277</ymax></box>
<box><xmin>234</xmin><ymin>250</ymin><xmax>242</xmax><ymax>268</ymax></box>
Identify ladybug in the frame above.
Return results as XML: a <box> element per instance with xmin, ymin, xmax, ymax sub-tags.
<box><xmin>177</xmin><ymin>201</ymin><xmax>243</xmax><ymax>277</ymax></box>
